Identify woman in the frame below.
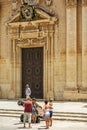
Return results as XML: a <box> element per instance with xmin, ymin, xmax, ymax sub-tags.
<box><xmin>32</xmin><ymin>98</ymin><xmax>38</xmax><ymax>123</ymax></box>
<box><xmin>43</xmin><ymin>100</ymin><xmax>50</xmax><ymax>129</ymax></box>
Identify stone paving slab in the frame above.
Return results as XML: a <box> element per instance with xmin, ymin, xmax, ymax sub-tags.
<box><xmin>0</xmin><ymin>116</ymin><xmax>87</xmax><ymax>130</ymax></box>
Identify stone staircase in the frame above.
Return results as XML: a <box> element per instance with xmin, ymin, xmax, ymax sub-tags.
<box><xmin>0</xmin><ymin>109</ymin><xmax>87</xmax><ymax>122</ymax></box>
<box><xmin>53</xmin><ymin>112</ymin><xmax>87</xmax><ymax>122</ymax></box>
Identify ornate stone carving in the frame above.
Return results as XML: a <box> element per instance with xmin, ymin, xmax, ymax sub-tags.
<box><xmin>20</xmin><ymin>5</ymin><xmax>35</xmax><ymax>21</ymax></box>
<box><xmin>15</xmin><ymin>37</ymin><xmax>46</xmax><ymax>48</ymax></box>
<box><xmin>15</xmin><ymin>39</ymin><xmax>28</xmax><ymax>44</ymax></box>
<box><xmin>45</xmin><ymin>0</ymin><xmax>52</xmax><ymax>6</ymax></box>
<box><xmin>66</xmin><ymin>0</ymin><xmax>77</xmax><ymax>7</ymax></box>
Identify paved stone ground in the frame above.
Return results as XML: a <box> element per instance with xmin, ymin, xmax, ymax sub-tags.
<box><xmin>0</xmin><ymin>116</ymin><xmax>87</xmax><ymax>130</ymax></box>
<box><xmin>0</xmin><ymin>100</ymin><xmax>87</xmax><ymax>130</ymax></box>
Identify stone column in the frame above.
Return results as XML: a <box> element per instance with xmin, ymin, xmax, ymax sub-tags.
<box><xmin>66</xmin><ymin>0</ymin><xmax>77</xmax><ymax>93</ymax></box>
<box><xmin>82</xmin><ymin>0</ymin><xmax>87</xmax><ymax>92</ymax></box>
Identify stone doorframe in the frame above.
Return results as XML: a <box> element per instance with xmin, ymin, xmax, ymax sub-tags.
<box><xmin>8</xmin><ymin>17</ymin><xmax>57</xmax><ymax>99</ymax></box>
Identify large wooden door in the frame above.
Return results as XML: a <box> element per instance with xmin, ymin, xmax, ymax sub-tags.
<box><xmin>22</xmin><ymin>47</ymin><xmax>43</xmax><ymax>99</ymax></box>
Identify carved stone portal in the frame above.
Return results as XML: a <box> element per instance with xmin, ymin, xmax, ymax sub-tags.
<box><xmin>7</xmin><ymin>6</ymin><xmax>57</xmax><ymax>99</ymax></box>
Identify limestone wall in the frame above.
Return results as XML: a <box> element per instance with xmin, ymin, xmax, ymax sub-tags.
<box><xmin>0</xmin><ymin>0</ymin><xmax>13</xmax><ymax>98</ymax></box>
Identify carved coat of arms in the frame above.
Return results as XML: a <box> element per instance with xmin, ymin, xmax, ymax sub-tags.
<box><xmin>20</xmin><ymin>3</ymin><xmax>35</xmax><ymax>20</ymax></box>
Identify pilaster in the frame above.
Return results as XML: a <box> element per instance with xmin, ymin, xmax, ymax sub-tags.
<box><xmin>77</xmin><ymin>0</ymin><xmax>82</xmax><ymax>93</ymax></box>
<box><xmin>46</xmin><ymin>26</ymin><xmax>54</xmax><ymax>99</ymax></box>
<box><xmin>82</xmin><ymin>0</ymin><xmax>87</xmax><ymax>92</ymax></box>
<box><xmin>66</xmin><ymin>0</ymin><xmax>77</xmax><ymax>91</ymax></box>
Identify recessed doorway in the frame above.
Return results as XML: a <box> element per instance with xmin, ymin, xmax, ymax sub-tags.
<box><xmin>22</xmin><ymin>47</ymin><xmax>43</xmax><ymax>99</ymax></box>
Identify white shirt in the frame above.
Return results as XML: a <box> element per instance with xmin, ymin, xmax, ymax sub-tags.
<box><xmin>25</xmin><ymin>87</ymin><xmax>31</xmax><ymax>96</ymax></box>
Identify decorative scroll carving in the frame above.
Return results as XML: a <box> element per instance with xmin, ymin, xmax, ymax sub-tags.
<box><xmin>66</xmin><ymin>0</ymin><xmax>77</xmax><ymax>7</ymax></box>
<box><xmin>16</xmin><ymin>37</ymin><xmax>46</xmax><ymax>44</ymax></box>
<box><xmin>15</xmin><ymin>39</ymin><xmax>28</xmax><ymax>44</ymax></box>
<box><xmin>15</xmin><ymin>37</ymin><xmax>47</xmax><ymax>47</ymax></box>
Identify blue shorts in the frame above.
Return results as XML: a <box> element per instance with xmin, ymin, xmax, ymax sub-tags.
<box><xmin>49</xmin><ymin>111</ymin><xmax>53</xmax><ymax>117</ymax></box>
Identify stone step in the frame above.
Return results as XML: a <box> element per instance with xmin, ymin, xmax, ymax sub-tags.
<box><xmin>0</xmin><ymin>109</ymin><xmax>87</xmax><ymax>122</ymax></box>
<box><xmin>0</xmin><ymin>113</ymin><xmax>87</xmax><ymax>122</ymax></box>
<box><xmin>54</xmin><ymin>112</ymin><xmax>87</xmax><ymax>118</ymax></box>
<box><xmin>53</xmin><ymin>116</ymin><xmax>87</xmax><ymax>122</ymax></box>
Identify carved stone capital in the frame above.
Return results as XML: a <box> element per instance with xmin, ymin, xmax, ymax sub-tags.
<box><xmin>82</xmin><ymin>0</ymin><xmax>87</xmax><ymax>6</ymax></box>
<box><xmin>77</xmin><ymin>0</ymin><xmax>87</xmax><ymax>6</ymax></box>
<box><xmin>66</xmin><ymin>0</ymin><xmax>77</xmax><ymax>7</ymax></box>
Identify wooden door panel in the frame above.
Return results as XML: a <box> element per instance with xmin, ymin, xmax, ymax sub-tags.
<box><xmin>22</xmin><ymin>47</ymin><xmax>43</xmax><ymax>99</ymax></box>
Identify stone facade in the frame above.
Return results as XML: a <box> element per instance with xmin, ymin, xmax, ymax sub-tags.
<box><xmin>0</xmin><ymin>0</ymin><xmax>87</xmax><ymax>100</ymax></box>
